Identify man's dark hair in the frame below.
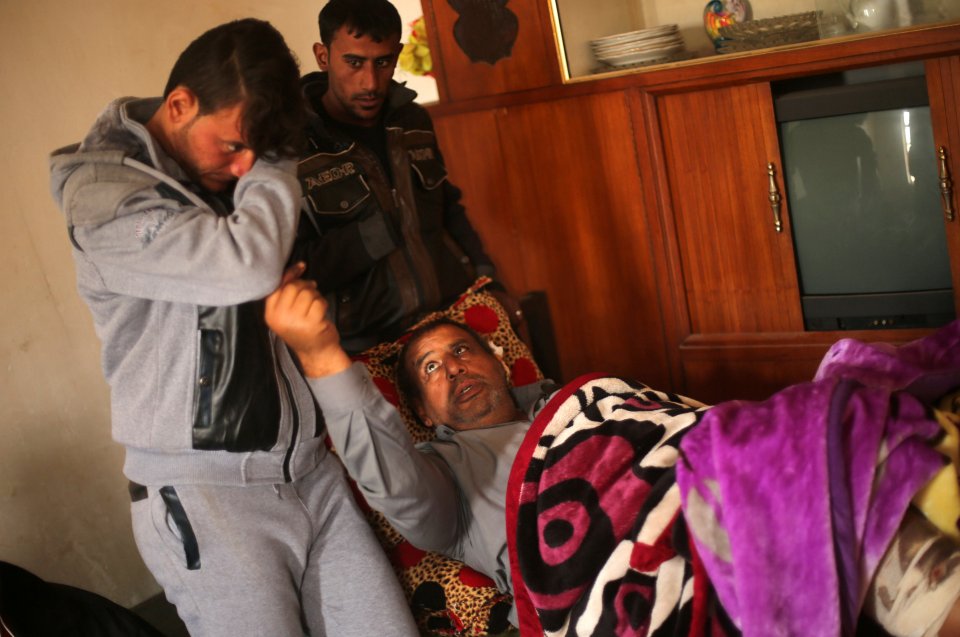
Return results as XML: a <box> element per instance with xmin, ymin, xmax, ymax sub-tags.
<box><xmin>318</xmin><ymin>0</ymin><xmax>402</xmax><ymax>46</ymax></box>
<box><xmin>396</xmin><ymin>318</ymin><xmax>495</xmax><ymax>408</ymax></box>
<box><xmin>163</xmin><ymin>18</ymin><xmax>304</xmax><ymax>158</ymax></box>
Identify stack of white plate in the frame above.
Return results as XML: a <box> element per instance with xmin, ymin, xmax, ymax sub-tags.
<box><xmin>590</xmin><ymin>25</ymin><xmax>685</xmax><ymax>68</ymax></box>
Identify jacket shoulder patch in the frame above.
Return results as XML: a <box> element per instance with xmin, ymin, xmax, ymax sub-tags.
<box><xmin>64</xmin><ymin>161</ymin><xmax>160</xmax><ymax>227</ymax></box>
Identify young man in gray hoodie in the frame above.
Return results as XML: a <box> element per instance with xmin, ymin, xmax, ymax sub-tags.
<box><xmin>49</xmin><ymin>18</ymin><xmax>417</xmax><ymax>637</ymax></box>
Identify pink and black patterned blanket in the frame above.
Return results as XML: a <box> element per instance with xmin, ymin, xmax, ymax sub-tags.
<box><xmin>506</xmin><ymin>374</ymin><xmax>735</xmax><ymax>637</ymax></box>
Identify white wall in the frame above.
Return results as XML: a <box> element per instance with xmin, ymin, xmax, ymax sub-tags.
<box><xmin>0</xmin><ymin>0</ymin><xmax>425</xmax><ymax>608</ymax></box>
<box><xmin>394</xmin><ymin>0</ymin><xmax>440</xmax><ymax>103</ymax></box>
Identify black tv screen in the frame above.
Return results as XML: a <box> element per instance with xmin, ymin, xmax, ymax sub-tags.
<box><xmin>775</xmin><ymin>64</ymin><xmax>956</xmax><ymax>330</ymax></box>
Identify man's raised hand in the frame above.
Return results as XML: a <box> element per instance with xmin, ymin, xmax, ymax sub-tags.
<box><xmin>265</xmin><ymin>263</ymin><xmax>352</xmax><ymax>378</ymax></box>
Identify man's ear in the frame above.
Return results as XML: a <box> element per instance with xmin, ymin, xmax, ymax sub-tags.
<box><xmin>488</xmin><ymin>340</ymin><xmax>512</xmax><ymax>384</ymax></box>
<box><xmin>413</xmin><ymin>401</ymin><xmax>435</xmax><ymax>428</ymax></box>
<box><xmin>164</xmin><ymin>86</ymin><xmax>199</xmax><ymax>126</ymax></box>
<box><xmin>313</xmin><ymin>42</ymin><xmax>329</xmax><ymax>70</ymax></box>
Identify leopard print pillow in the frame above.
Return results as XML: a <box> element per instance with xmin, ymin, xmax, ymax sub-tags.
<box><xmin>351</xmin><ymin>277</ymin><xmax>541</xmax><ymax>635</ymax></box>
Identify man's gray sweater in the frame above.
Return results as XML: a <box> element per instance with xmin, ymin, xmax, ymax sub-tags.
<box><xmin>49</xmin><ymin>97</ymin><xmax>321</xmax><ymax>486</ymax></box>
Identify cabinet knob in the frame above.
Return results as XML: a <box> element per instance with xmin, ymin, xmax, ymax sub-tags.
<box><xmin>938</xmin><ymin>146</ymin><xmax>955</xmax><ymax>222</ymax></box>
<box><xmin>767</xmin><ymin>162</ymin><xmax>783</xmax><ymax>233</ymax></box>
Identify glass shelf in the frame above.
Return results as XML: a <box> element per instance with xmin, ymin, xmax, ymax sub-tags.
<box><xmin>549</xmin><ymin>0</ymin><xmax>960</xmax><ymax>81</ymax></box>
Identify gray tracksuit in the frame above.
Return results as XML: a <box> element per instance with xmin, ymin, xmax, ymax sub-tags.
<box><xmin>49</xmin><ymin>97</ymin><xmax>321</xmax><ymax>486</ymax></box>
<box><xmin>49</xmin><ymin>97</ymin><xmax>418</xmax><ymax>637</ymax></box>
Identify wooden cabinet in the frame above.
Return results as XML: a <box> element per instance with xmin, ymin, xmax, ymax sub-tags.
<box><xmin>654</xmin><ymin>83</ymin><xmax>812</xmax><ymax>402</ymax></box>
<box><xmin>423</xmin><ymin>8</ymin><xmax>960</xmax><ymax>402</ymax></box>
<box><xmin>650</xmin><ymin>56</ymin><xmax>960</xmax><ymax>403</ymax></box>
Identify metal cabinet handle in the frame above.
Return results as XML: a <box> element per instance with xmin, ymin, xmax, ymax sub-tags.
<box><xmin>767</xmin><ymin>162</ymin><xmax>783</xmax><ymax>233</ymax></box>
<box><xmin>938</xmin><ymin>146</ymin><xmax>955</xmax><ymax>222</ymax></box>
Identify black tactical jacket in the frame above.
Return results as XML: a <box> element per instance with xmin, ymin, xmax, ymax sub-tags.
<box><xmin>292</xmin><ymin>73</ymin><xmax>494</xmax><ymax>353</ymax></box>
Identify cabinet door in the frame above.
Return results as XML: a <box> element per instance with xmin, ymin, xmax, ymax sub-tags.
<box><xmin>926</xmin><ymin>54</ymin><xmax>960</xmax><ymax>314</ymax></box>
<box><xmin>436</xmin><ymin>93</ymin><xmax>671</xmax><ymax>387</ymax></box>
<box><xmin>494</xmin><ymin>93</ymin><xmax>670</xmax><ymax>386</ymax></box>
<box><xmin>657</xmin><ymin>83</ymin><xmax>804</xmax><ymax>335</ymax></box>
<box><xmin>433</xmin><ymin>109</ymin><xmax>527</xmax><ymax>292</ymax></box>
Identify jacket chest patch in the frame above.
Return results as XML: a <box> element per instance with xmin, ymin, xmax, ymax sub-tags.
<box><xmin>299</xmin><ymin>158</ymin><xmax>371</xmax><ymax>216</ymax></box>
<box><xmin>303</xmin><ymin>161</ymin><xmax>358</xmax><ymax>191</ymax></box>
<box><xmin>407</xmin><ymin>147</ymin><xmax>435</xmax><ymax>162</ymax></box>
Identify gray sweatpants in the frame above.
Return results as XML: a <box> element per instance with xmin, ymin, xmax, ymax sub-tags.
<box><xmin>130</xmin><ymin>452</ymin><xmax>418</xmax><ymax>636</ymax></box>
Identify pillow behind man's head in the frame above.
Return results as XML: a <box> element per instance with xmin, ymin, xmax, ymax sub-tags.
<box><xmin>354</xmin><ymin>277</ymin><xmax>543</xmax><ymax>443</ymax></box>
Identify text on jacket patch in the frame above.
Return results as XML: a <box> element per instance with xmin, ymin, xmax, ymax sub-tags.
<box><xmin>407</xmin><ymin>147</ymin><xmax>435</xmax><ymax>162</ymax></box>
<box><xmin>304</xmin><ymin>162</ymin><xmax>357</xmax><ymax>190</ymax></box>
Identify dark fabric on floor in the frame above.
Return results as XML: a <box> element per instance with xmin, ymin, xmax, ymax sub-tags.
<box><xmin>0</xmin><ymin>561</ymin><xmax>165</xmax><ymax>637</ymax></box>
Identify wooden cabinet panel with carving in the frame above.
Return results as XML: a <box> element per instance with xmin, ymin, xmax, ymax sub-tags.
<box><xmin>424</xmin><ymin>0</ymin><xmax>560</xmax><ymax>101</ymax></box>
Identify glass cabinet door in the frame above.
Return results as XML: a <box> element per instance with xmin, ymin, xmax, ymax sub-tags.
<box><xmin>550</xmin><ymin>0</ymin><xmax>960</xmax><ymax>81</ymax></box>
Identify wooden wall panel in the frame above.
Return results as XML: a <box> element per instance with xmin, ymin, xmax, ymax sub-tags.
<box><xmin>424</xmin><ymin>0</ymin><xmax>561</xmax><ymax>101</ymax></box>
<box><xmin>677</xmin><ymin>326</ymin><xmax>933</xmax><ymax>403</ymax></box>
<box><xmin>432</xmin><ymin>109</ymin><xmax>528</xmax><ymax>294</ymax></box>
<box><xmin>491</xmin><ymin>93</ymin><xmax>671</xmax><ymax>387</ymax></box>
<box><xmin>681</xmin><ymin>348</ymin><xmax>826</xmax><ymax>403</ymax></box>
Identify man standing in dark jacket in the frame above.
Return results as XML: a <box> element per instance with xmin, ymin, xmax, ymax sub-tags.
<box><xmin>294</xmin><ymin>0</ymin><xmax>497</xmax><ymax>354</ymax></box>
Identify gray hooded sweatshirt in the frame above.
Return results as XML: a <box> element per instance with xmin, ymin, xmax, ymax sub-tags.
<box><xmin>49</xmin><ymin>97</ymin><xmax>322</xmax><ymax>487</ymax></box>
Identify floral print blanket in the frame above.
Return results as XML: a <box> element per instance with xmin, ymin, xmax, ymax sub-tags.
<box><xmin>506</xmin><ymin>375</ymin><xmax>735</xmax><ymax>636</ymax></box>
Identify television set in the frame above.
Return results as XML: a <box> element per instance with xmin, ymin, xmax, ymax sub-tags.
<box><xmin>773</xmin><ymin>61</ymin><xmax>956</xmax><ymax>331</ymax></box>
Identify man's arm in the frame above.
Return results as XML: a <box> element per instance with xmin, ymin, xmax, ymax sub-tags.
<box><xmin>264</xmin><ymin>276</ymin><xmax>462</xmax><ymax>551</ymax></box>
<box><xmin>69</xmin><ymin>158</ymin><xmax>300</xmax><ymax>306</ymax></box>
<box><xmin>440</xmin><ymin>178</ymin><xmax>495</xmax><ymax>278</ymax></box>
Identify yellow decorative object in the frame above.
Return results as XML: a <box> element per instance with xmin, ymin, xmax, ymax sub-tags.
<box><xmin>398</xmin><ymin>17</ymin><xmax>433</xmax><ymax>77</ymax></box>
<box><xmin>912</xmin><ymin>389</ymin><xmax>960</xmax><ymax>541</ymax></box>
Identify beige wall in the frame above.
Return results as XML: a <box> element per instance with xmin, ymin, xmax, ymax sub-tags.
<box><xmin>0</xmin><ymin>0</ymin><xmax>438</xmax><ymax>608</ymax></box>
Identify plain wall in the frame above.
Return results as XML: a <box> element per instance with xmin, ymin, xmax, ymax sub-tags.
<box><xmin>0</xmin><ymin>0</ymin><xmax>432</xmax><ymax>608</ymax></box>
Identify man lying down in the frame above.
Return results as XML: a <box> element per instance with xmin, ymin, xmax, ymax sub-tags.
<box><xmin>265</xmin><ymin>272</ymin><xmax>960</xmax><ymax>637</ymax></box>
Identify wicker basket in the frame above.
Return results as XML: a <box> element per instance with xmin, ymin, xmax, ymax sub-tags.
<box><xmin>717</xmin><ymin>11</ymin><xmax>820</xmax><ymax>53</ymax></box>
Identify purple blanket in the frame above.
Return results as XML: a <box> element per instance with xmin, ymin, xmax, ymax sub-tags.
<box><xmin>675</xmin><ymin>320</ymin><xmax>960</xmax><ymax>637</ymax></box>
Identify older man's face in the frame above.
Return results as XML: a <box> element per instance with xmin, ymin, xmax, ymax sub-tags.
<box><xmin>405</xmin><ymin>325</ymin><xmax>520</xmax><ymax>431</ymax></box>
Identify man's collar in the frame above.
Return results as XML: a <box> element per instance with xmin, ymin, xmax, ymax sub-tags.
<box><xmin>434</xmin><ymin>424</ymin><xmax>459</xmax><ymax>439</ymax></box>
<box><xmin>120</xmin><ymin>97</ymin><xmax>191</xmax><ymax>184</ymax></box>
<box><xmin>433</xmin><ymin>420</ymin><xmax>528</xmax><ymax>441</ymax></box>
